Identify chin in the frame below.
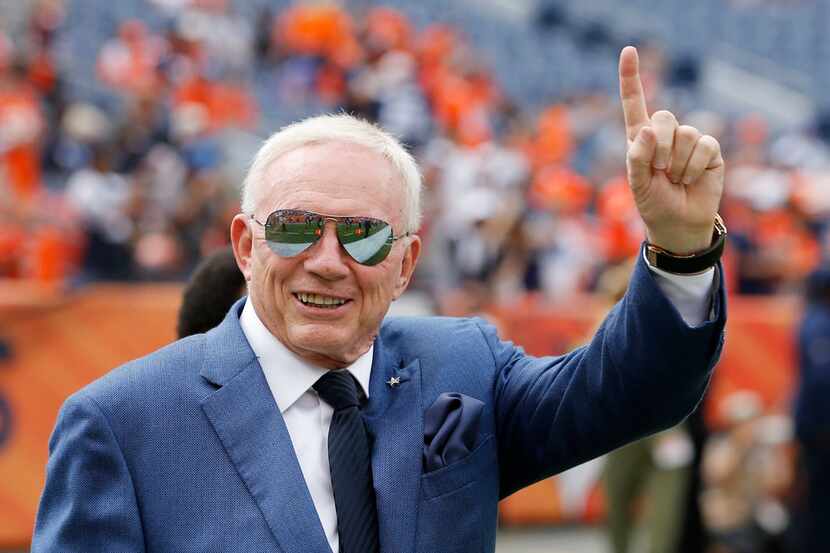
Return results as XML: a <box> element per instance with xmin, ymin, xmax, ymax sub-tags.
<box><xmin>290</xmin><ymin>326</ymin><xmax>352</xmax><ymax>358</ymax></box>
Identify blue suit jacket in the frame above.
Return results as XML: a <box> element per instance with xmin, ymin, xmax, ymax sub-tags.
<box><xmin>33</xmin><ymin>255</ymin><xmax>726</xmax><ymax>552</ymax></box>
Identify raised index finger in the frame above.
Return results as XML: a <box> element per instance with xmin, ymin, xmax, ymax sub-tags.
<box><xmin>619</xmin><ymin>46</ymin><xmax>649</xmax><ymax>143</ymax></box>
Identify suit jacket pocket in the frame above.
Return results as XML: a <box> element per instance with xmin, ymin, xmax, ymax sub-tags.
<box><xmin>421</xmin><ymin>434</ymin><xmax>496</xmax><ymax>501</ymax></box>
<box><xmin>416</xmin><ymin>435</ymin><xmax>499</xmax><ymax>552</ymax></box>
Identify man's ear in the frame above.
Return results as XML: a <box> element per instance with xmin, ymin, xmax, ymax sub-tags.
<box><xmin>392</xmin><ymin>235</ymin><xmax>422</xmax><ymax>300</ymax></box>
<box><xmin>230</xmin><ymin>214</ymin><xmax>254</xmax><ymax>282</ymax></box>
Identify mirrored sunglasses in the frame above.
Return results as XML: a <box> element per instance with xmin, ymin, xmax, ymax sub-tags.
<box><xmin>251</xmin><ymin>209</ymin><xmax>410</xmax><ymax>266</ymax></box>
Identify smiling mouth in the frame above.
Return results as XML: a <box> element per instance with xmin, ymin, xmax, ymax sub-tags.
<box><xmin>294</xmin><ymin>292</ymin><xmax>350</xmax><ymax>309</ymax></box>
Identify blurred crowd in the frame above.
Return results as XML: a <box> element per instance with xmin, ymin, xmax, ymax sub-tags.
<box><xmin>1</xmin><ymin>0</ymin><xmax>830</xmax><ymax>299</ymax></box>
<box><xmin>604</xmin><ymin>386</ymin><xmax>799</xmax><ymax>553</ymax></box>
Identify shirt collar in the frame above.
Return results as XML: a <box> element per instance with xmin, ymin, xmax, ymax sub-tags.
<box><xmin>239</xmin><ymin>298</ymin><xmax>373</xmax><ymax>413</ymax></box>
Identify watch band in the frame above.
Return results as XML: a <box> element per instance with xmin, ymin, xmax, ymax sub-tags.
<box><xmin>645</xmin><ymin>214</ymin><xmax>727</xmax><ymax>275</ymax></box>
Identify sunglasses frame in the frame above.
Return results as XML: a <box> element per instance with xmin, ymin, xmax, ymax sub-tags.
<box><xmin>249</xmin><ymin>209</ymin><xmax>411</xmax><ymax>265</ymax></box>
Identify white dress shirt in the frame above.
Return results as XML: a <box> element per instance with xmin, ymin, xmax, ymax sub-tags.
<box><xmin>646</xmin><ymin>259</ymin><xmax>715</xmax><ymax>327</ymax></box>
<box><xmin>239</xmin><ymin>299</ymin><xmax>372</xmax><ymax>553</ymax></box>
<box><xmin>237</xmin><ymin>260</ymin><xmax>715</xmax><ymax>552</ymax></box>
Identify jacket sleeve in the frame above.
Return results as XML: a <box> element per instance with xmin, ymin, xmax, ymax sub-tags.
<box><xmin>32</xmin><ymin>391</ymin><xmax>145</xmax><ymax>552</ymax></box>
<box><xmin>483</xmin><ymin>253</ymin><xmax>726</xmax><ymax>498</ymax></box>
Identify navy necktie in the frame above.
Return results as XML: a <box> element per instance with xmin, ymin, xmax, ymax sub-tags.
<box><xmin>313</xmin><ymin>371</ymin><xmax>380</xmax><ymax>553</ymax></box>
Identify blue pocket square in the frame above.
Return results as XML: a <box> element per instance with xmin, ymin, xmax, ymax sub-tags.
<box><xmin>423</xmin><ymin>392</ymin><xmax>485</xmax><ymax>473</ymax></box>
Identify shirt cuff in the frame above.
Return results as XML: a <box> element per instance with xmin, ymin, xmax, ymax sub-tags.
<box><xmin>643</xmin><ymin>250</ymin><xmax>716</xmax><ymax>327</ymax></box>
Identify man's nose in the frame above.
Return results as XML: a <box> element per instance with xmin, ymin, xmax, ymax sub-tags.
<box><xmin>303</xmin><ymin>221</ymin><xmax>350</xmax><ymax>280</ymax></box>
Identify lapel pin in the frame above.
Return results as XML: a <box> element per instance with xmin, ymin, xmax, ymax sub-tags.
<box><xmin>386</xmin><ymin>376</ymin><xmax>401</xmax><ymax>388</ymax></box>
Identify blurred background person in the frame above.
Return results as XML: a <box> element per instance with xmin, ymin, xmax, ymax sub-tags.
<box><xmin>793</xmin><ymin>267</ymin><xmax>830</xmax><ymax>551</ymax></box>
<box><xmin>700</xmin><ymin>391</ymin><xmax>793</xmax><ymax>553</ymax></box>
<box><xmin>64</xmin><ymin>144</ymin><xmax>136</xmax><ymax>281</ymax></box>
<box><xmin>176</xmin><ymin>245</ymin><xmax>245</xmax><ymax>338</ymax></box>
<box><xmin>605</xmin><ymin>426</ymin><xmax>694</xmax><ymax>553</ymax></box>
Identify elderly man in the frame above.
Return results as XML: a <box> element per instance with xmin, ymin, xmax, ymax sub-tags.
<box><xmin>33</xmin><ymin>47</ymin><xmax>726</xmax><ymax>552</ymax></box>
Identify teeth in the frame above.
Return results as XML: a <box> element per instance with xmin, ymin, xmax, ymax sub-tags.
<box><xmin>296</xmin><ymin>293</ymin><xmax>347</xmax><ymax>307</ymax></box>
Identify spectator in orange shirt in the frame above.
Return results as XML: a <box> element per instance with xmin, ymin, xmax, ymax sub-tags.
<box><xmin>0</xmin><ymin>61</ymin><xmax>44</xmax><ymax>203</ymax></box>
<box><xmin>97</xmin><ymin>20</ymin><xmax>165</xmax><ymax>95</ymax></box>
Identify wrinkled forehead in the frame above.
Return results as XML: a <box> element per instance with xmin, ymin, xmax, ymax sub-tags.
<box><xmin>256</xmin><ymin>141</ymin><xmax>407</xmax><ymax>226</ymax></box>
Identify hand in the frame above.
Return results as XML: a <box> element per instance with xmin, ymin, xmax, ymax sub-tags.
<box><xmin>619</xmin><ymin>46</ymin><xmax>724</xmax><ymax>255</ymax></box>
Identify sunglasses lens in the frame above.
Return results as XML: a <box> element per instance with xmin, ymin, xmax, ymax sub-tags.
<box><xmin>338</xmin><ymin>219</ymin><xmax>393</xmax><ymax>266</ymax></box>
<box><xmin>264</xmin><ymin>210</ymin><xmax>322</xmax><ymax>257</ymax></box>
<box><xmin>262</xmin><ymin>210</ymin><xmax>397</xmax><ymax>265</ymax></box>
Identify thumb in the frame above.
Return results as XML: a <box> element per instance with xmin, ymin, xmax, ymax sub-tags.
<box><xmin>626</xmin><ymin>125</ymin><xmax>656</xmax><ymax>191</ymax></box>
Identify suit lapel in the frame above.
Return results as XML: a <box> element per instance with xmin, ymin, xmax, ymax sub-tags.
<box><xmin>200</xmin><ymin>300</ymin><xmax>331</xmax><ymax>553</ymax></box>
<box><xmin>363</xmin><ymin>334</ymin><xmax>423</xmax><ymax>553</ymax></box>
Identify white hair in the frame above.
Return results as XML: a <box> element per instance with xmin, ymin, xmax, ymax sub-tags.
<box><xmin>241</xmin><ymin>114</ymin><xmax>422</xmax><ymax>232</ymax></box>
